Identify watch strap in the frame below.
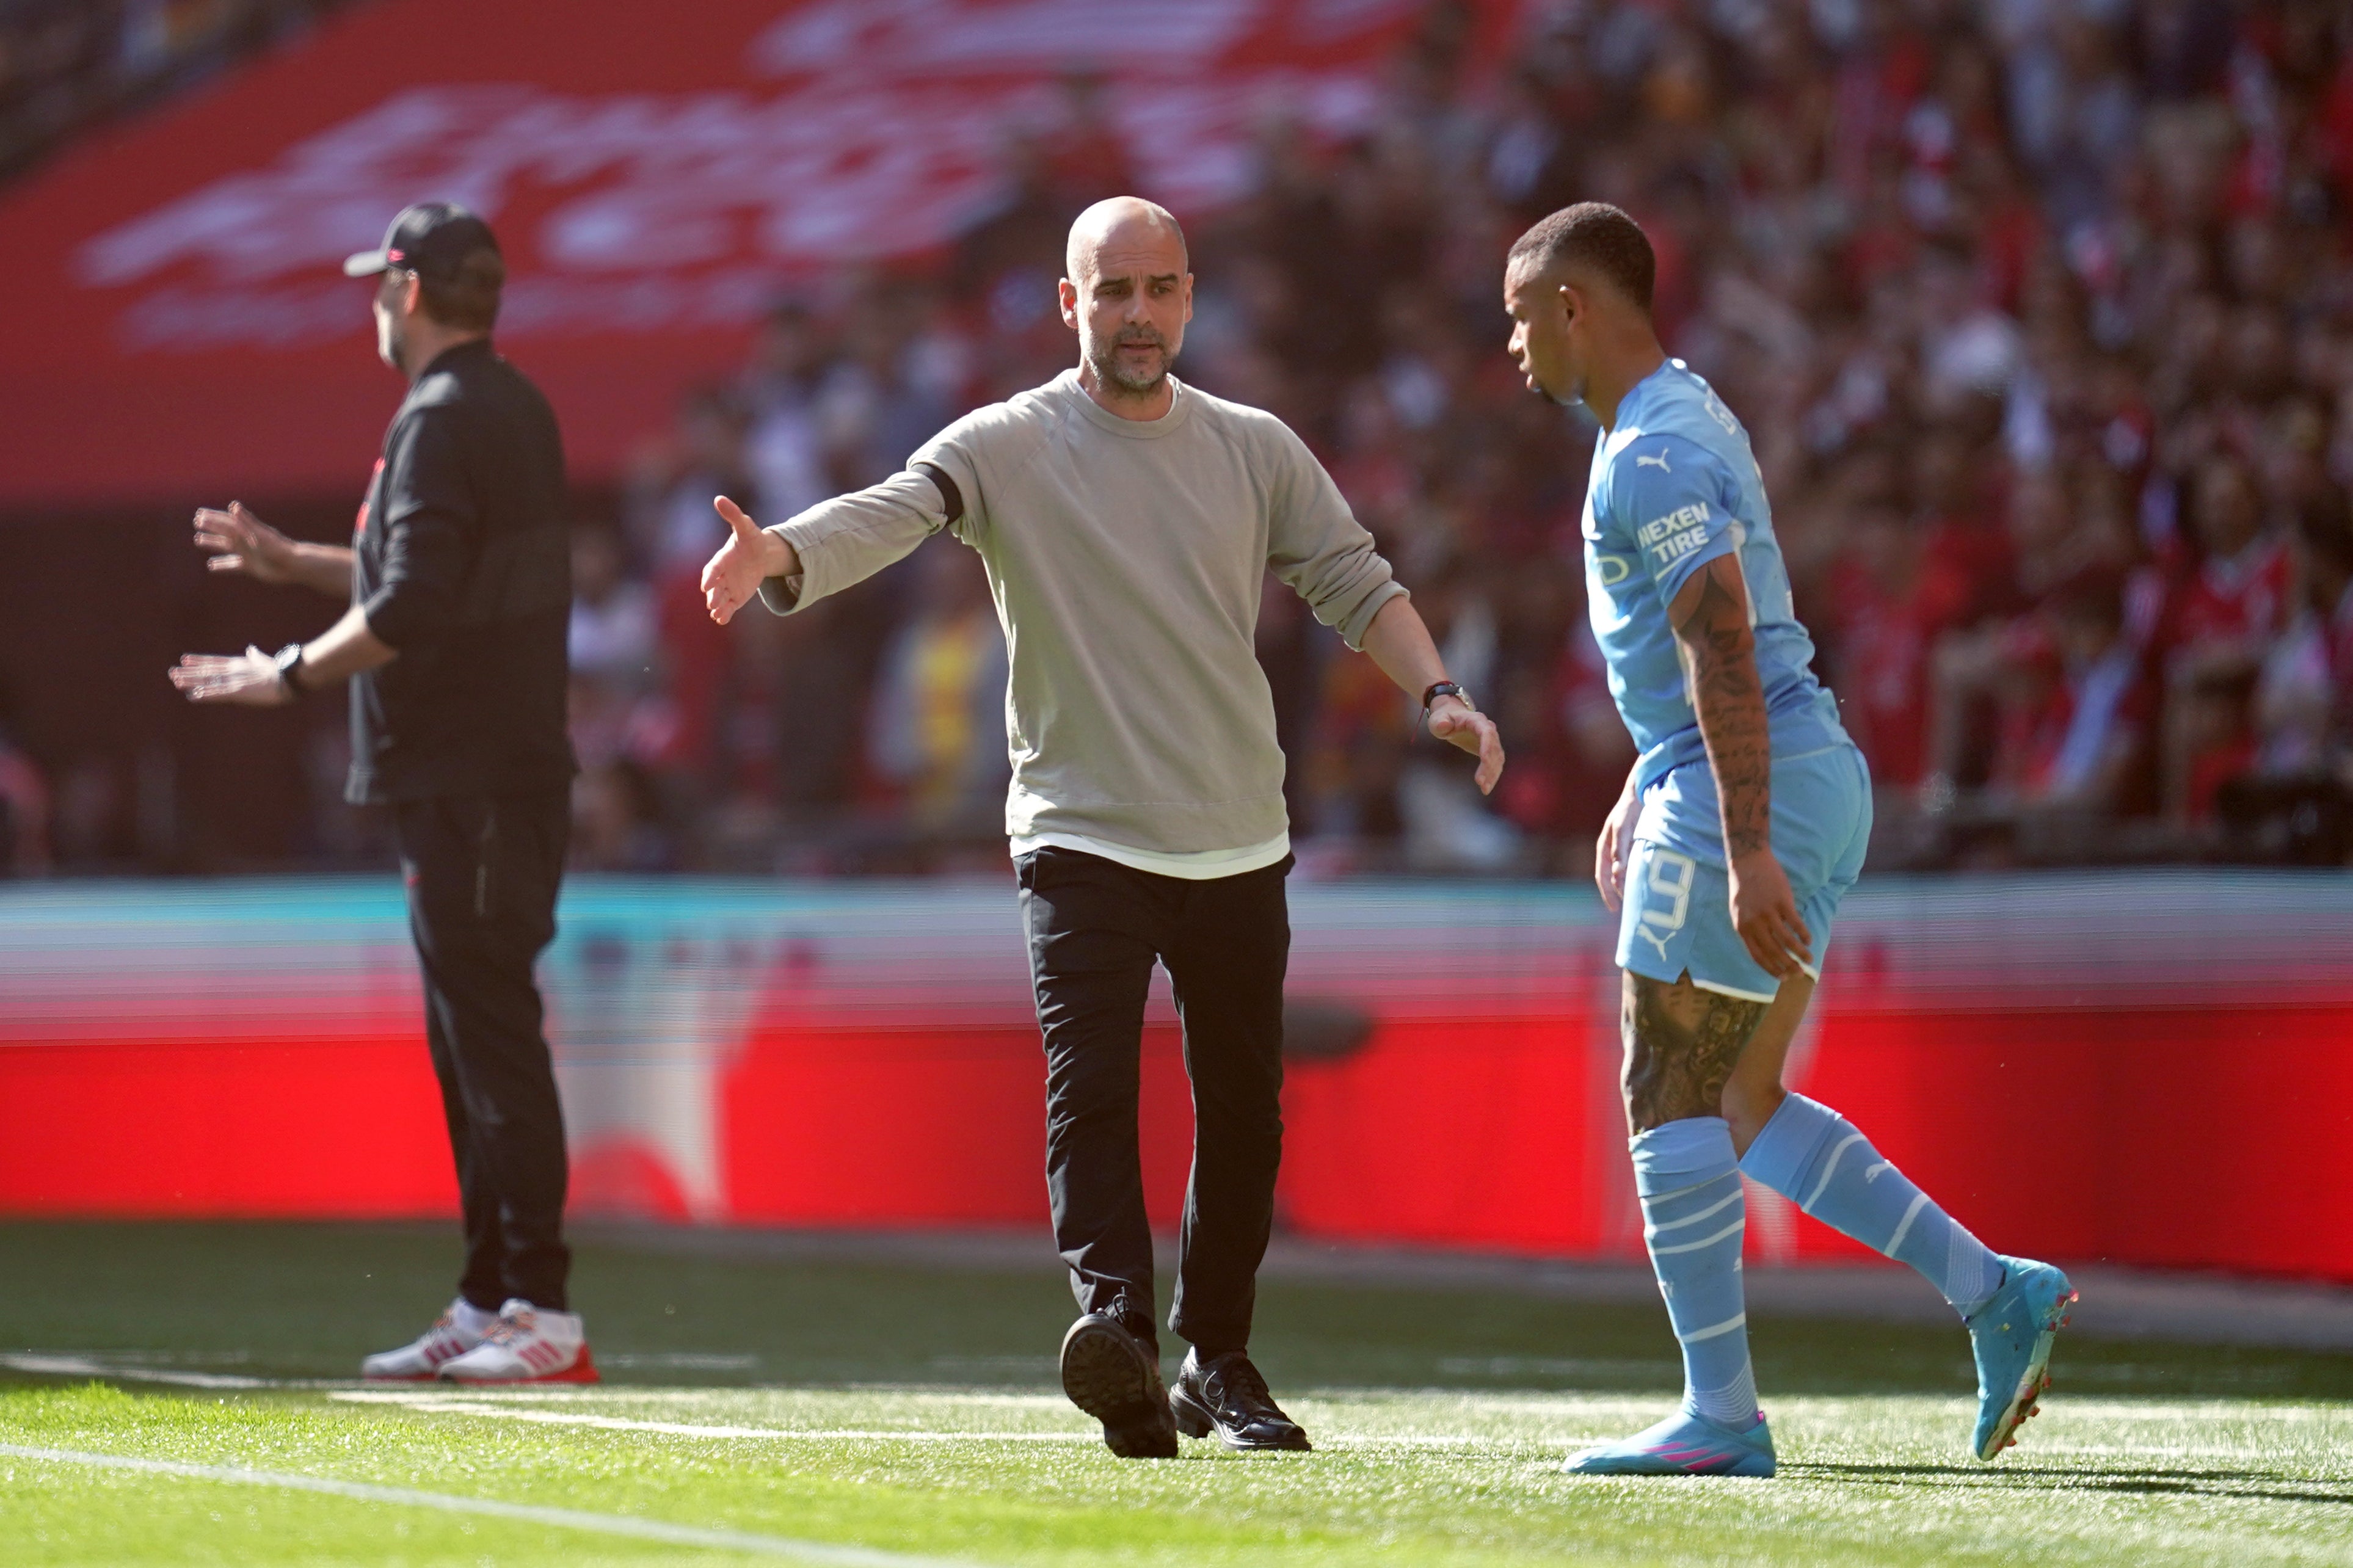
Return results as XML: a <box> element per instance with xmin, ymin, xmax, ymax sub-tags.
<box><xmin>1422</xmin><ymin>680</ymin><xmax>1467</xmax><ymax>711</ymax></box>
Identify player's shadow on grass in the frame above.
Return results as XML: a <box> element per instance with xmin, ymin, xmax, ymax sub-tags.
<box><xmin>1787</xmin><ymin>1461</ymin><xmax>2353</xmax><ymax>1508</ymax></box>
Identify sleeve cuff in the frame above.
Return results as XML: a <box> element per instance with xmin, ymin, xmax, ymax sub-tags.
<box><xmin>360</xmin><ymin>588</ymin><xmax>415</xmax><ymax>650</ymax></box>
<box><xmin>1654</xmin><ymin>532</ymin><xmax>1740</xmax><ymax>609</ymax></box>
<box><xmin>1337</xmin><ymin>579</ymin><xmax>1409</xmax><ymax>652</ymax></box>
<box><xmin>755</xmin><ymin>523</ymin><xmax>816</xmax><ymax>615</ymax></box>
<box><xmin>756</xmin><ymin>571</ymin><xmax>806</xmax><ymax>615</ymax></box>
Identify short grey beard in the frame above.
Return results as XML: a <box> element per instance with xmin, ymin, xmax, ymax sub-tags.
<box><xmin>1089</xmin><ymin>334</ymin><xmax>1173</xmax><ymax>397</ymax></box>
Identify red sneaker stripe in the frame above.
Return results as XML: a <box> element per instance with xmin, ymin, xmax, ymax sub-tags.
<box><xmin>542</xmin><ymin>1348</ymin><xmax>600</xmax><ymax>1384</ymax></box>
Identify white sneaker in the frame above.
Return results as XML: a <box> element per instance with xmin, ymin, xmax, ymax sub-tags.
<box><xmin>436</xmin><ymin>1298</ymin><xmax>599</xmax><ymax>1384</ymax></box>
<box><xmin>361</xmin><ymin>1297</ymin><xmax>497</xmax><ymax>1381</ymax></box>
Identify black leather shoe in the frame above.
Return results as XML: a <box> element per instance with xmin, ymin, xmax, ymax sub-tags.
<box><xmin>1060</xmin><ymin>1308</ymin><xmax>1177</xmax><ymax>1459</ymax></box>
<box><xmin>1170</xmin><ymin>1349</ymin><xmax>1312</xmax><ymax>1451</ymax></box>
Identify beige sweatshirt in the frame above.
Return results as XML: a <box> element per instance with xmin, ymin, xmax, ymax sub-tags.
<box><xmin>759</xmin><ymin>369</ymin><xmax>1405</xmax><ymax>854</ymax></box>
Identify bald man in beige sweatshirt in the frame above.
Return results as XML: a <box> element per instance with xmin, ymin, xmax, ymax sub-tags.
<box><xmin>701</xmin><ymin>198</ymin><xmax>1504</xmax><ymax>1459</ymax></box>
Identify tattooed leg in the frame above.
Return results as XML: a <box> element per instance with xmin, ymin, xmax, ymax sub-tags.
<box><xmin>1621</xmin><ymin>970</ymin><xmax>1769</xmax><ymax>1134</ymax></box>
<box><xmin>1606</xmin><ymin>967</ymin><xmax>1772</xmax><ymax>1439</ymax></box>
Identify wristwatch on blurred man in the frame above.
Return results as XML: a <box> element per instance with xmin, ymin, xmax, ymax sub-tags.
<box><xmin>274</xmin><ymin>642</ymin><xmax>310</xmax><ymax>695</ymax></box>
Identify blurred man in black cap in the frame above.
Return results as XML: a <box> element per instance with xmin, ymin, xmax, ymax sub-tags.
<box><xmin>172</xmin><ymin>202</ymin><xmax>591</xmax><ymax>1383</ymax></box>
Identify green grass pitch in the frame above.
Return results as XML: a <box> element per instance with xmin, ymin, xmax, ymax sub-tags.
<box><xmin>3</xmin><ymin>1222</ymin><xmax>2349</xmax><ymax>1566</ymax></box>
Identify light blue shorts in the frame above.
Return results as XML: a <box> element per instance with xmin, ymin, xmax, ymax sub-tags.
<box><xmin>1615</xmin><ymin>743</ymin><xmax>1874</xmax><ymax>1003</ymax></box>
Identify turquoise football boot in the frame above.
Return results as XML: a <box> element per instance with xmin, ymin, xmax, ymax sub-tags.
<box><xmin>1564</xmin><ymin>1407</ymin><xmax>1776</xmax><ymax>1477</ymax></box>
<box><xmin>1968</xmin><ymin>1255</ymin><xmax>2076</xmax><ymax>1462</ymax></box>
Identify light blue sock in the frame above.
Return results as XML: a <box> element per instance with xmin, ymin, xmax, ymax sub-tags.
<box><xmin>1740</xmin><ymin>1093</ymin><xmax>2003</xmax><ymax>1319</ymax></box>
<box><xmin>1632</xmin><ymin>1117</ymin><xmax>1758</xmax><ymax>1428</ymax></box>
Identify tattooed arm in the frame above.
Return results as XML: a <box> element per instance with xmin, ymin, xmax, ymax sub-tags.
<box><xmin>1667</xmin><ymin>554</ymin><xmax>1812</xmax><ymax>978</ymax></box>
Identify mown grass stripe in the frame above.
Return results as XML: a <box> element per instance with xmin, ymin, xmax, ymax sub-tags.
<box><xmin>0</xmin><ymin>1354</ymin><xmax>280</xmax><ymax>1389</ymax></box>
<box><xmin>0</xmin><ymin>1442</ymin><xmax>986</xmax><ymax>1566</ymax></box>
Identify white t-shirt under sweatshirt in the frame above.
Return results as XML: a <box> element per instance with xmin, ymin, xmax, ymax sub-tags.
<box><xmin>758</xmin><ymin>369</ymin><xmax>1405</xmax><ymax>877</ymax></box>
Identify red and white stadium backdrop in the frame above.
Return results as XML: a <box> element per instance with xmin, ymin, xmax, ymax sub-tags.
<box><xmin>2</xmin><ymin>875</ymin><xmax>2351</xmax><ymax>1283</ymax></box>
<box><xmin>0</xmin><ymin>0</ymin><xmax>1524</xmax><ymax>512</ymax></box>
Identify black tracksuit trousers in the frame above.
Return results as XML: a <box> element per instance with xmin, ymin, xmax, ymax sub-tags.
<box><xmin>1016</xmin><ymin>845</ymin><xmax>1292</xmax><ymax>1356</ymax></box>
<box><xmin>393</xmin><ymin>787</ymin><xmax>573</xmax><ymax>1312</ymax></box>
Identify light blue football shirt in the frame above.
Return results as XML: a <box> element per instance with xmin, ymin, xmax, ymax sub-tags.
<box><xmin>1582</xmin><ymin>358</ymin><xmax>1847</xmax><ymax>797</ymax></box>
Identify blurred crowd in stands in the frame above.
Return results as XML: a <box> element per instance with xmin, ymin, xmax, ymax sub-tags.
<box><xmin>558</xmin><ymin>0</ymin><xmax>2353</xmax><ymax>875</ymax></box>
<box><xmin>6</xmin><ymin>0</ymin><xmax>2352</xmax><ymax>877</ymax></box>
<box><xmin>0</xmin><ymin>0</ymin><xmax>356</xmax><ymax>181</ymax></box>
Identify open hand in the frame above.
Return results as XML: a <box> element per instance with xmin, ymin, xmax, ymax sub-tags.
<box><xmin>193</xmin><ymin>502</ymin><xmax>296</xmax><ymax>583</ymax></box>
<box><xmin>1728</xmin><ymin>847</ymin><xmax>1813</xmax><ymax>979</ymax></box>
<box><xmin>701</xmin><ymin>496</ymin><xmax>794</xmax><ymax>626</ymax></box>
<box><xmin>1427</xmin><ymin>697</ymin><xmax>1505</xmax><ymax>795</ymax></box>
<box><xmin>169</xmin><ymin>646</ymin><xmax>291</xmax><ymax>706</ymax></box>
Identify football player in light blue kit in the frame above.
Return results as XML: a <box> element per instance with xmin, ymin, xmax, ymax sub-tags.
<box><xmin>1503</xmin><ymin>204</ymin><xmax>2076</xmax><ymax>1477</ymax></box>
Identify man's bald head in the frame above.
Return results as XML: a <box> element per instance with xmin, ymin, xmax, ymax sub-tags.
<box><xmin>1058</xmin><ymin>195</ymin><xmax>1195</xmax><ymax>414</ymax></box>
<box><xmin>1065</xmin><ymin>197</ymin><xmax>1188</xmax><ymax>283</ymax></box>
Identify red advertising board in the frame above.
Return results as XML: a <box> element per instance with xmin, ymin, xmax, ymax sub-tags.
<box><xmin>2</xmin><ymin>875</ymin><xmax>2350</xmax><ymax>1283</ymax></box>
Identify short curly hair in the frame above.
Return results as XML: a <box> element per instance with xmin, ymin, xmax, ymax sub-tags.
<box><xmin>1507</xmin><ymin>202</ymin><xmax>1655</xmax><ymax>314</ymax></box>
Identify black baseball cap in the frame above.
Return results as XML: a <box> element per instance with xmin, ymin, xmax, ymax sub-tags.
<box><xmin>341</xmin><ymin>201</ymin><xmax>500</xmax><ymax>280</ymax></box>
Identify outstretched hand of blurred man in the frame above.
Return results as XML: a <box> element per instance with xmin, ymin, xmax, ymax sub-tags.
<box><xmin>169</xmin><ymin>645</ymin><xmax>294</xmax><ymax>706</ymax></box>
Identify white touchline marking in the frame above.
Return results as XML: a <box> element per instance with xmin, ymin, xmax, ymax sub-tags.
<box><xmin>0</xmin><ymin>1443</ymin><xmax>985</xmax><ymax>1567</ymax></box>
<box><xmin>334</xmin><ymin>1393</ymin><xmax>1097</xmax><ymax>1442</ymax></box>
<box><xmin>332</xmin><ymin>1386</ymin><xmax>1089</xmax><ymax>1414</ymax></box>
<box><xmin>1313</xmin><ymin>1436</ymin><xmax>1532</xmax><ymax>1451</ymax></box>
<box><xmin>333</xmin><ymin>1393</ymin><xmax>1544</xmax><ymax>1453</ymax></box>
<box><xmin>468</xmin><ymin>1404</ymin><xmax>1085</xmax><ymax>1443</ymax></box>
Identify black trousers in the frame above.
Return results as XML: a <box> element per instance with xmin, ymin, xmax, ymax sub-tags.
<box><xmin>1016</xmin><ymin>846</ymin><xmax>1292</xmax><ymax>1356</ymax></box>
<box><xmin>392</xmin><ymin>787</ymin><xmax>572</xmax><ymax>1312</ymax></box>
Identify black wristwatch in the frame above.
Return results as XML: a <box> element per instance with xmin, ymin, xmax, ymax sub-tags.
<box><xmin>273</xmin><ymin>642</ymin><xmax>310</xmax><ymax>695</ymax></box>
<box><xmin>1422</xmin><ymin>680</ymin><xmax>1472</xmax><ymax>713</ymax></box>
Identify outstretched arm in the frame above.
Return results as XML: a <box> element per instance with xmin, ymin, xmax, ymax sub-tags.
<box><xmin>169</xmin><ymin>600</ymin><xmax>395</xmax><ymax>706</ymax></box>
<box><xmin>193</xmin><ymin>503</ymin><xmax>353</xmax><ymax>599</ymax></box>
<box><xmin>1667</xmin><ymin>553</ymin><xmax>1810</xmax><ymax>978</ymax></box>
<box><xmin>1357</xmin><ymin>595</ymin><xmax>1505</xmax><ymax>795</ymax></box>
<box><xmin>1257</xmin><ymin>424</ymin><xmax>1503</xmax><ymax>794</ymax></box>
<box><xmin>177</xmin><ymin>471</ymin><xmax>454</xmax><ymax>703</ymax></box>
<box><xmin>703</xmin><ymin>462</ymin><xmax>958</xmax><ymax>626</ymax></box>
